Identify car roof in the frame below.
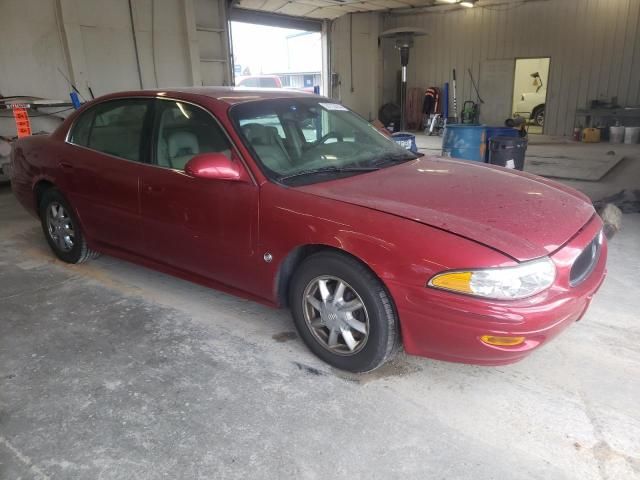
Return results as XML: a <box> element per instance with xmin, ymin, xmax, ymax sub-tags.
<box><xmin>101</xmin><ymin>87</ymin><xmax>320</xmax><ymax>106</ymax></box>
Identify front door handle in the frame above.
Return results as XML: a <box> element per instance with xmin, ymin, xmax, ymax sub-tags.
<box><xmin>144</xmin><ymin>184</ymin><xmax>165</xmax><ymax>194</ymax></box>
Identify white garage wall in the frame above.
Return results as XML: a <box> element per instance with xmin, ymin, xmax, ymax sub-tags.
<box><xmin>0</xmin><ymin>0</ymin><xmax>231</xmax><ymax>137</ymax></box>
<box><xmin>193</xmin><ymin>0</ymin><xmax>233</xmax><ymax>86</ymax></box>
<box><xmin>0</xmin><ymin>1</ymin><xmax>71</xmax><ymax>102</ymax></box>
<box><xmin>383</xmin><ymin>0</ymin><xmax>640</xmax><ymax>136</ymax></box>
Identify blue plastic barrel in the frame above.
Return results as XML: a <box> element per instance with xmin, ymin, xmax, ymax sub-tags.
<box><xmin>441</xmin><ymin>124</ymin><xmax>487</xmax><ymax>162</ymax></box>
<box><xmin>391</xmin><ymin>132</ymin><xmax>418</xmax><ymax>153</ymax></box>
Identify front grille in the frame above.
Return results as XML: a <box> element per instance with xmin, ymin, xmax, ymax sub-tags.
<box><xmin>569</xmin><ymin>231</ymin><xmax>603</xmax><ymax>286</ymax></box>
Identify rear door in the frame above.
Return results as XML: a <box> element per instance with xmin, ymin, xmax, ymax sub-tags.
<box><xmin>65</xmin><ymin>98</ymin><xmax>153</xmax><ymax>253</ymax></box>
<box><xmin>139</xmin><ymin>98</ymin><xmax>259</xmax><ymax>289</ymax></box>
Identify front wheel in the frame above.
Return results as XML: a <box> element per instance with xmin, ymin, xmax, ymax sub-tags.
<box><xmin>289</xmin><ymin>252</ymin><xmax>399</xmax><ymax>372</ymax></box>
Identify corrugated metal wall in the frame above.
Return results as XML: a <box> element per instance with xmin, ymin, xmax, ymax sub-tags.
<box><xmin>330</xmin><ymin>12</ymin><xmax>382</xmax><ymax>120</ymax></box>
<box><xmin>383</xmin><ymin>0</ymin><xmax>640</xmax><ymax>136</ymax></box>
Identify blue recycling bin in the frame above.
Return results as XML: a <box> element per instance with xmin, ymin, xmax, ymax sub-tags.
<box><xmin>391</xmin><ymin>132</ymin><xmax>418</xmax><ymax>153</ymax></box>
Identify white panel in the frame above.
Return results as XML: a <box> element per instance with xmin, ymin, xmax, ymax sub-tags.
<box><xmin>194</xmin><ymin>0</ymin><xmax>223</xmax><ymax>28</ymax></box>
<box><xmin>200</xmin><ymin>61</ymin><xmax>227</xmax><ymax>85</ymax></box>
<box><xmin>237</xmin><ymin>0</ymin><xmax>266</xmax><ymax>9</ymax></box>
<box><xmin>74</xmin><ymin>0</ymin><xmax>132</xmax><ymax>28</ymax></box>
<box><xmin>194</xmin><ymin>0</ymin><xmax>231</xmax><ymax>85</ymax></box>
<box><xmin>306</xmin><ymin>6</ymin><xmax>348</xmax><ymax>18</ymax></box>
<box><xmin>133</xmin><ymin>0</ymin><xmax>192</xmax><ymax>88</ymax></box>
<box><xmin>197</xmin><ymin>30</ymin><xmax>225</xmax><ymax>59</ymax></box>
<box><xmin>277</xmin><ymin>3</ymin><xmax>320</xmax><ymax>17</ymax></box>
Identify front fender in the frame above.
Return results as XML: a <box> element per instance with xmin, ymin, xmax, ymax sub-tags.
<box><xmin>258</xmin><ymin>183</ymin><xmax>513</xmax><ymax>304</ymax></box>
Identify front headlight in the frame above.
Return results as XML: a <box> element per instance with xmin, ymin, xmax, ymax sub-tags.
<box><xmin>428</xmin><ymin>257</ymin><xmax>556</xmax><ymax>300</ymax></box>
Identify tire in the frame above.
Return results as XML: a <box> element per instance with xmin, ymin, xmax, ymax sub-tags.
<box><xmin>533</xmin><ymin>106</ymin><xmax>544</xmax><ymax>127</ymax></box>
<box><xmin>39</xmin><ymin>188</ymin><xmax>99</xmax><ymax>264</ymax></box>
<box><xmin>289</xmin><ymin>251</ymin><xmax>399</xmax><ymax>372</ymax></box>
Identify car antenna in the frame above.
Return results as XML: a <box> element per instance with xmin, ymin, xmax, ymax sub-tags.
<box><xmin>57</xmin><ymin>67</ymin><xmax>86</xmax><ymax>102</ymax></box>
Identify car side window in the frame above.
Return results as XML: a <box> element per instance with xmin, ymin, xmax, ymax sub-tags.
<box><xmin>154</xmin><ymin>100</ymin><xmax>232</xmax><ymax>171</ymax></box>
<box><xmin>69</xmin><ymin>99</ymin><xmax>150</xmax><ymax>162</ymax></box>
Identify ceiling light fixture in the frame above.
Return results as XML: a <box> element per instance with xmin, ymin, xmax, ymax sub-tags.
<box><xmin>460</xmin><ymin>0</ymin><xmax>476</xmax><ymax>7</ymax></box>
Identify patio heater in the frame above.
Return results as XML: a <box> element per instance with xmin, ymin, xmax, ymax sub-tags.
<box><xmin>380</xmin><ymin>27</ymin><xmax>428</xmax><ymax>131</ymax></box>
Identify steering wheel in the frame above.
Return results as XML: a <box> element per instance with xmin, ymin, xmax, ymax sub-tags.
<box><xmin>314</xmin><ymin>131</ymin><xmax>343</xmax><ymax>145</ymax></box>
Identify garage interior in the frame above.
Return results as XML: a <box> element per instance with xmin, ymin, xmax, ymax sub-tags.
<box><xmin>1</xmin><ymin>0</ymin><xmax>639</xmax><ymax>478</ymax></box>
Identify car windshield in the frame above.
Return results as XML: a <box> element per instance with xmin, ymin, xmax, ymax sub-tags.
<box><xmin>230</xmin><ymin>98</ymin><xmax>418</xmax><ymax>185</ymax></box>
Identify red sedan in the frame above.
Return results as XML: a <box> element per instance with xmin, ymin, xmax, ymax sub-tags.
<box><xmin>9</xmin><ymin>88</ymin><xmax>607</xmax><ymax>372</ymax></box>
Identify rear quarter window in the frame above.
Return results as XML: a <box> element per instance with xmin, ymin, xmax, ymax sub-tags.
<box><xmin>69</xmin><ymin>110</ymin><xmax>94</xmax><ymax>145</ymax></box>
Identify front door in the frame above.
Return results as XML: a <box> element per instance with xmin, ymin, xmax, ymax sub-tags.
<box><xmin>140</xmin><ymin>98</ymin><xmax>259</xmax><ymax>289</ymax></box>
<box><xmin>64</xmin><ymin>98</ymin><xmax>152</xmax><ymax>253</ymax></box>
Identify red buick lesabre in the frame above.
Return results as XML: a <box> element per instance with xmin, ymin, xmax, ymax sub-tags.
<box><xmin>9</xmin><ymin>88</ymin><xmax>607</xmax><ymax>372</ymax></box>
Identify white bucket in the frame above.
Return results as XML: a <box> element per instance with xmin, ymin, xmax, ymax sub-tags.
<box><xmin>624</xmin><ymin>127</ymin><xmax>640</xmax><ymax>144</ymax></box>
<box><xmin>609</xmin><ymin>126</ymin><xmax>625</xmax><ymax>143</ymax></box>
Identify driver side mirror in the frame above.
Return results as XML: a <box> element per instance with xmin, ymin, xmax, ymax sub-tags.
<box><xmin>184</xmin><ymin>153</ymin><xmax>248</xmax><ymax>182</ymax></box>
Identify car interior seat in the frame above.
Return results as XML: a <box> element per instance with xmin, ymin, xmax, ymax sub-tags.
<box><xmin>241</xmin><ymin>123</ymin><xmax>292</xmax><ymax>173</ymax></box>
<box><xmin>167</xmin><ymin>131</ymin><xmax>200</xmax><ymax>170</ymax></box>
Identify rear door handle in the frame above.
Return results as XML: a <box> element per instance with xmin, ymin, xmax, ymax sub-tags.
<box><xmin>59</xmin><ymin>162</ymin><xmax>74</xmax><ymax>170</ymax></box>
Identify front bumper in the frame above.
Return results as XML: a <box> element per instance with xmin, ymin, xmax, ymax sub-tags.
<box><xmin>389</xmin><ymin>216</ymin><xmax>607</xmax><ymax>365</ymax></box>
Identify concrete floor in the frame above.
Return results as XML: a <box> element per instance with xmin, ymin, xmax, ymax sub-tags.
<box><xmin>1</xmin><ymin>184</ymin><xmax>639</xmax><ymax>480</ymax></box>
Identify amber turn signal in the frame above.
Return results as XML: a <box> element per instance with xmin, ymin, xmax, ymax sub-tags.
<box><xmin>480</xmin><ymin>335</ymin><xmax>526</xmax><ymax>346</ymax></box>
<box><xmin>429</xmin><ymin>271</ymin><xmax>473</xmax><ymax>293</ymax></box>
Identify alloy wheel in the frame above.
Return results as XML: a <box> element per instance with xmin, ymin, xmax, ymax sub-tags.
<box><xmin>302</xmin><ymin>275</ymin><xmax>370</xmax><ymax>356</ymax></box>
<box><xmin>46</xmin><ymin>202</ymin><xmax>75</xmax><ymax>252</ymax></box>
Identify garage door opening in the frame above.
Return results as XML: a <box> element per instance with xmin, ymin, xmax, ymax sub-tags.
<box><xmin>230</xmin><ymin>21</ymin><xmax>323</xmax><ymax>94</ymax></box>
<box><xmin>512</xmin><ymin>57</ymin><xmax>550</xmax><ymax>135</ymax></box>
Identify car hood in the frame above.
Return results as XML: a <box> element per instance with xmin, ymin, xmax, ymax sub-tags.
<box><xmin>297</xmin><ymin>157</ymin><xmax>595</xmax><ymax>261</ymax></box>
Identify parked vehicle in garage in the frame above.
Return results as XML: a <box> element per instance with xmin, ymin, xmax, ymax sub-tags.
<box><xmin>8</xmin><ymin>88</ymin><xmax>607</xmax><ymax>372</ymax></box>
<box><xmin>513</xmin><ymin>89</ymin><xmax>546</xmax><ymax>126</ymax></box>
<box><xmin>235</xmin><ymin>75</ymin><xmax>283</xmax><ymax>88</ymax></box>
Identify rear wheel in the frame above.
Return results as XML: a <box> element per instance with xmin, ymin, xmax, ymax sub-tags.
<box><xmin>289</xmin><ymin>252</ymin><xmax>399</xmax><ymax>372</ymax></box>
<box><xmin>39</xmin><ymin>188</ymin><xmax>98</xmax><ymax>264</ymax></box>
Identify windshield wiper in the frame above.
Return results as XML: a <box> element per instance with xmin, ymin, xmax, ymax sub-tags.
<box><xmin>371</xmin><ymin>151</ymin><xmax>423</xmax><ymax>167</ymax></box>
<box><xmin>279</xmin><ymin>165</ymin><xmax>379</xmax><ymax>182</ymax></box>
